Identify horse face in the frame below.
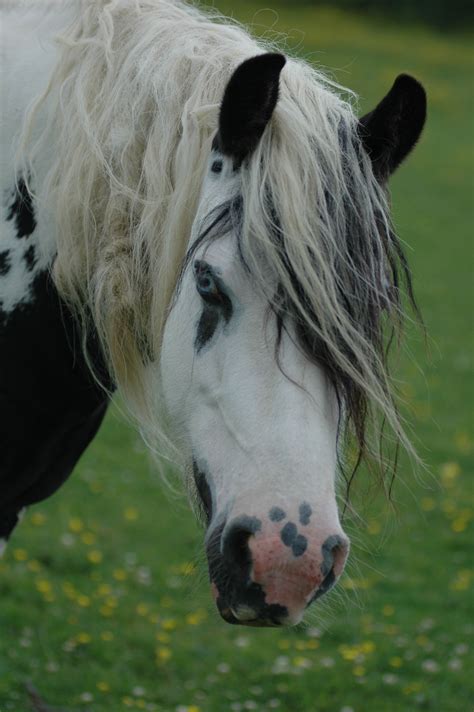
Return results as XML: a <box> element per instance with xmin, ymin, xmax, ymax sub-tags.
<box><xmin>161</xmin><ymin>53</ymin><xmax>426</xmax><ymax>626</ymax></box>
<box><xmin>160</xmin><ymin>146</ymin><xmax>348</xmax><ymax>627</ymax></box>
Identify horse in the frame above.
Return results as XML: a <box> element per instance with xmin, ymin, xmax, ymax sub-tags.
<box><xmin>0</xmin><ymin>0</ymin><xmax>426</xmax><ymax>627</ymax></box>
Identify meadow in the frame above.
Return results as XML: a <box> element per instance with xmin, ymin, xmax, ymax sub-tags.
<box><xmin>1</xmin><ymin>2</ymin><xmax>473</xmax><ymax>711</ymax></box>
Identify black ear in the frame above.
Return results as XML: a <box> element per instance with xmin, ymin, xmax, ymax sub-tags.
<box><xmin>359</xmin><ymin>74</ymin><xmax>427</xmax><ymax>180</ymax></box>
<box><xmin>217</xmin><ymin>53</ymin><xmax>286</xmax><ymax>164</ymax></box>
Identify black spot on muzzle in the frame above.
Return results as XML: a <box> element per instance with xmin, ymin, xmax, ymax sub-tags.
<box><xmin>206</xmin><ymin>516</ymin><xmax>289</xmax><ymax>626</ymax></box>
<box><xmin>280</xmin><ymin>521</ymin><xmax>308</xmax><ymax>558</ymax></box>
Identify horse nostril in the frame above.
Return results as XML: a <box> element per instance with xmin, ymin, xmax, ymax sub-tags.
<box><xmin>311</xmin><ymin>535</ymin><xmax>349</xmax><ymax>601</ymax></box>
<box><xmin>321</xmin><ymin>535</ymin><xmax>348</xmax><ymax>577</ymax></box>
<box><xmin>222</xmin><ymin>516</ymin><xmax>262</xmax><ymax>573</ymax></box>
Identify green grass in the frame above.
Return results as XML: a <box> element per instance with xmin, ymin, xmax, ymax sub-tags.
<box><xmin>1</xmin><ymin>3</ymin><xmax>473</xmax><ymax>711</ymax></box>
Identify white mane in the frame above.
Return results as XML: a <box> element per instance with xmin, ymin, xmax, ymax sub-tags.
<box><xmin>20</xmin><ymin>0</ymin><xmax>415</xmax><ymax>475</ymax></box>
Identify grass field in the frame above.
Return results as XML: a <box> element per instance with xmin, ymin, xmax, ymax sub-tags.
<box><xmin>1</xmin><ymin>3</ymin><xmax>473</xmax><ymax>711</ymax></box>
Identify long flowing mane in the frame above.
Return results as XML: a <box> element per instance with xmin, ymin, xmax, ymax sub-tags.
<box><xmin>21</xmin><ymin>0</ymin><xmax>418</xmax><ymax>484</ymax></box>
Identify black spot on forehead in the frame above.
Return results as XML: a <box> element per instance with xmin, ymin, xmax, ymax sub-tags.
<box><xmin>0</xmin><ymin>251</ymin><xmax>11</xmax><ymax>276</ymax></box>
<box><xmin>23</xmin><ymin>245</ymin><xmax>37</xmax><ymax>273</ymax></box>
<box><xmin>299</xmin><ymin>502</ymin><xmax>312</xmax><ymax>526</ymax></box>
<box><xmin>269</xmin><ymin>507</ymin><xmax>286</xmax><ymax>522</ymax></box>
<box><xmin>6</xmin><ymin>178</ymin><xmax>36</xmax><ymax>239</ymax></box>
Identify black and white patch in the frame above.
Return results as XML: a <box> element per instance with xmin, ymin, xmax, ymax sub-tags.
<box><xmin>1</xmin><ymin>180</ymin><xmax>49</xmax><ymax>314</ymax></box>
<box><xmin>6</xmin><ymin>178</ymin><xmax>37</xmax><ymax>239</ymax></box>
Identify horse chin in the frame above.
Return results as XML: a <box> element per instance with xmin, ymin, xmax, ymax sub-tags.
<box><xmin>216</xmin><ymin>599</ymin><xmax>304</xmax><ymax>628</ymax></box>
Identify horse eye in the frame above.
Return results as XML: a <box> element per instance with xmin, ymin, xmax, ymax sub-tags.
<box><xmin>194</xmin><ymin>262</ymin><xmax>222</xmax><ymax>305</ymax></box>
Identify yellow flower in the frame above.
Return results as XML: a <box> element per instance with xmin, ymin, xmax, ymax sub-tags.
<box><xmin>13</xmin><ymin>548</ymin><xmax>28</xmax><ymax>561</ymax></box>
<box><xmin>113</xmin><ymin>569</ymin><xmax>127</xmax><ymax>581</ymax></box>
<box><xmin>76</xmin><ymin>632</ymin><xmax>92</xmax><ymax>644</ymax></box>
<box><xmin>136</xmin><ymin>603</ymin><xmax>149</xmax><ymax>616</ymax></box>
<box><xmin>124</xmin><ymin>507</ymin><xmax>139</xmax><ymax>522</ymax></box>
<box><xmin>77</xmin><ymin>595</ymin><xmax>91</xmax><ymax>608</ymax></box>
<box><xmin>450</xmin><ymin>569</ymin><xmax>472</xmax><ymax>591</ymax></box>
<box><xmin>82</xmin><ymin>532</ymin><xmax>96</xmax><ymax>546</ymax></box>
<box><xmin>339</xmin><ymin>645</ymin><xmax>359</xmax><ymax>661</ymax></box>
<box><xmin>353</xmin><ymin>665</ymin><xmax>366</xmax><ymax>677</ymax></box>
<box><xmin>185</xmin><ymin>610</ymin><xmax>207</xmax><ymax>626</ymax></box>
<box><xmin>156</xmin><ymin>647</ymin><xmax>172</xmax><ymax>662</ymax></box>
<box><xmin>390</xmin><ymin>656</ymin><xmax>403</xmax><ymax>668</ymax></box>
<box><xmin>293</xmin><ymin>656</ymin><xmax>311</xmax><ymax>668</ymax></box>
<box><xmin>97</xmin><ymin>584</ymin><xmax>112</xmax><ymax>597</ymax></box>
<box><xmin>87</xmin><ymin>550</ymin><xmax>103</xmax><ymax>564</ymax></box>
<box><xmin>101</xmin><ymin>631</ymin><xmax>114</xmax><ymax>641</ymax></box>
<box><xmin>68</xmin><ymin>517</ymin><xmax>84</xmax><ymax>533</ymax></box>
<box><xmin>162</xmin><ymin>618</ymin><xmax>177</xmax><ymax>631</ymax></box>
<box><xmin>382</xmin><ymin>604</ymin><xmax>395</xmax><ymax>617</ymax></box>
<box><xmin>452</xmin><ymin>518</ymin><xmax>468</xmax><ymax>533</ymax></box>
<box><xmin>440</xmin><ymin>462</ymin><xmax>461</xmax><ymax>486</ymax></box>
<box><xmin>36</xmin><ymin>579</ymin><xmax>52</xmax><ymax>594</ymax></box>
<box><xmin>97</xmin><ymin>681</ymin><xmax>110</xmax><ymax>692</ymax></box>
<box><xmin>403</xmin><ymin>682</ymin><xmax>422</xmax><ymax>695</ymax></box>
<box><xmin>31</xmin><ymin>513</ymin><xmax>46</xmax><ymax>526</ymax></box>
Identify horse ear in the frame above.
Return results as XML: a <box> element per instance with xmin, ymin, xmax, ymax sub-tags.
<box><xmin>217</xmin><ymin>53</ymin><xmax>286</xmax><ymax>164</ymax></box>
<box><xmin>359</xmin><ymin>74</ymin><xmax>427</xmax><ymax>180</ymax></box>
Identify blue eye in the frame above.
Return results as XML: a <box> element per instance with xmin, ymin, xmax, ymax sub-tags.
<box><xmin>194</xmin><ymin>261</ymin><xmax>222</xmax><ymax>304</ymax></box>
<box><xmin>193</xmin><ymin>260</ymin><xmax>234</xmax><ymax>323</ymax></box>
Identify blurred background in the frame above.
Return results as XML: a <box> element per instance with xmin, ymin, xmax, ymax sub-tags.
<box><xmin>1</xmin><ymin>1</ymin><xmax>472</xmax><ymax>711</ymax></box>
